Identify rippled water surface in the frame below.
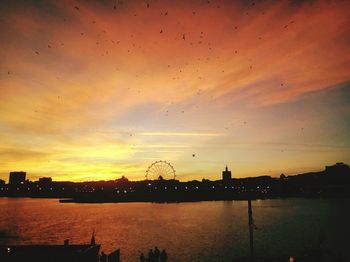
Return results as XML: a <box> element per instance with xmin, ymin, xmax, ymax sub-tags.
<box><xmin>0</xmin><ymin>198</ymin><xmax>349</xmax><ymax>261</ymax></box>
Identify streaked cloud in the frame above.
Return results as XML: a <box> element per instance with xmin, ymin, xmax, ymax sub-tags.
<box><xmin>139</xmin><ymin>132</ymin><xmax>225</xmax><ymax>137</ymax></box>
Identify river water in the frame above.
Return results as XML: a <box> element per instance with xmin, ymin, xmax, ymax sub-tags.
<box><xmin>0</xmin><ymin>198</ymin><xmax>349</xmax><ymax>261</ymax></box>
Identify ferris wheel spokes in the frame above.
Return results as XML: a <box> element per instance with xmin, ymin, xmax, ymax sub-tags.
<box><xmin>146</xmin><ymin>160</ymin><xmax>176</xmax><ymax>180</ymax></box>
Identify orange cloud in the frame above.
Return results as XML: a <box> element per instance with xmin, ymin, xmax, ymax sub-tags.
<box><xmin>0</xmin><ymin>0</ymin><xmax>349</xmax><ymax>181</ymax></box>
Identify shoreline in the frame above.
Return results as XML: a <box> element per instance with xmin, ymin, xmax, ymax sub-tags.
<box><xmin>2</xmin><ymin>195</ymin><xmax>349</xmax><ymax>204</ymax></box>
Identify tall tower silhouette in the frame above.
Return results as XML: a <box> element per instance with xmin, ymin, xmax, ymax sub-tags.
<box><xmin>222</xmin><ymin>165</ymin><xmax>232</xmax><ymax>182</ymax></box>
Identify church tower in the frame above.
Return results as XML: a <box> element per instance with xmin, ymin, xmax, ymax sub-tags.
<box><xmin>222</xmin><ymin>165</ymin><xmax>232</xmax><ymax>182</ymax></box>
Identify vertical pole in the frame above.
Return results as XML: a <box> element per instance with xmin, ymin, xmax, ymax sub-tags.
<box><xmin>248</xmin><ymin>199</ymin><xmax>254</xmax><ymax>258</ymax></box>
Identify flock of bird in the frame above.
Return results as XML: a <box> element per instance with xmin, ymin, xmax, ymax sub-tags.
<box><xmin>4</xmin><ymin>0</ymin><xmax>301</xmax><ymax>160</ymax></box>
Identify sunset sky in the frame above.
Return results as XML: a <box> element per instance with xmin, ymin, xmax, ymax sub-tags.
<box><xmin>0</xmin><ymin>0</ymin><xmax>349</xmax><ymax>182</ymax></box>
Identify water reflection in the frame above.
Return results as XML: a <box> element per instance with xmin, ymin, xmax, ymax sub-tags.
<box><xmin>0</xmin><ymin>198</ymin><xmax>349</xmax><ymax>261</ymax></box>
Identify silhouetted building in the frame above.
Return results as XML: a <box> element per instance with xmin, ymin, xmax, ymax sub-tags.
<box><xmin>222</xmin><ymin>165</ymin><xmax>232</xmax><ymax>182</ymax></box>
<box><xmin>9</xmin><ymin>172</ymin><xmax>26</xmax><ymax>185</ymax></box>
<box><xmin>39</xmin><ymin>177</ymin><xmax>52</xmax><ymax>184</ymax></box>
<box><xmin>1</xmin><ymin>162</ymin><xmax>349</xmax><ymax>201</ymax></box>
<box><xmin>325</xmin><ymin>162</ymin><xmax>350</xmax><ymax>175</ymax></box>
<box><xmin>0</xmin><ymin>179</ymin><xmax>5</xmax><ymax>187</ymax></box>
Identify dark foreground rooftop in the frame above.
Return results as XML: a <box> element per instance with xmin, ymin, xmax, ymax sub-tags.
<box><xmin>0</xmin><ymin>242</ymin><xmax>115</xmax><ymax>262</ymax></box>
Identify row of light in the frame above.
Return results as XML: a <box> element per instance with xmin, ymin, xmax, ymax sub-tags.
<box><xmin>1</xmin><ymin>186</ymin><xmax>270</xmax><ymax>191</ymax></box>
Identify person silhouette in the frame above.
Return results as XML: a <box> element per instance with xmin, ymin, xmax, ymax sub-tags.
<box><xmin>148</xmin><ymin>249</ymin><xmax>155</xmax><ymax>262</ymax></box>
<box><xmin>154</xmin><ymin>246</ymin><xmax>160</xmax><ymax>261</ymax></box>
<box><xmin>140</xmin><ymin>252</ymin><xmax>145</xmax><ymax>262</ymax></box>
<box><xmin>160</xmin><ymin>249</ymin><xmax>167</xmax><ymax>262</ymax></box>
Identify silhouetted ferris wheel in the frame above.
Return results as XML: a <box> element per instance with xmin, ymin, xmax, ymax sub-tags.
<box><xmin>146</xmin><ymin>160</ymin><xmax>176</xmax><ymax>180</ymax></box>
